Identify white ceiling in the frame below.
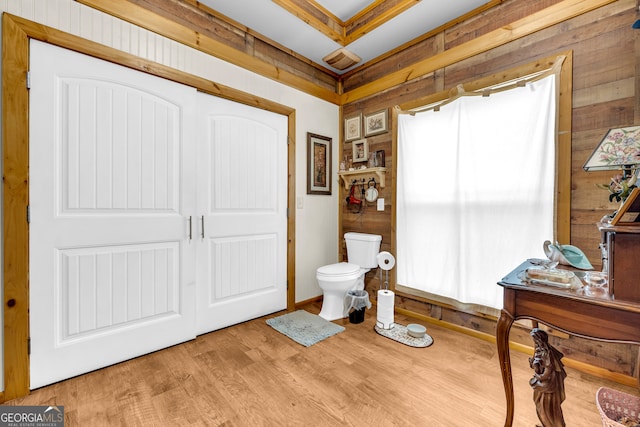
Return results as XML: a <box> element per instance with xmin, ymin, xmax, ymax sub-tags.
<box><xmin>199</xmin><ymin>0</ymin><xmax>491</xmax><ymax>74</ymax></box>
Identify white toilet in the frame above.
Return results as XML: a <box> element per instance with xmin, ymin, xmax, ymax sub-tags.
<box><xmin>316</xmin><ymin>232</ymin><xmax>382</xmax><ymax>321</ymax></box>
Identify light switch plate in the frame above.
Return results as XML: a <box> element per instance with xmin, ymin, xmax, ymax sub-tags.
<box><xmin>377</xmin><ymin>198</ymin><xmax>384</xmax><ymax>211</ymax></box>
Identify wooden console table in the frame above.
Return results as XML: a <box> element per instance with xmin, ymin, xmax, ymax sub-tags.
<box><xmin>497</xmin><ymin>260</ymin><xmax>640</xmax><ymax>427</ymax></box>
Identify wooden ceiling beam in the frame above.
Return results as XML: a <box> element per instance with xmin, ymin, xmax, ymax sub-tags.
<box><xmin>344</xmin><ymin>0</ymin><xmax>420</xmax><ymax>45</ymax></box>
<box><xmin>273</xmin><ymin>0</ymin><xmax>421</xmax><ymax>47</ymax></box>
<box><xmin>272</xmin><ymin>0</ymin><xmax>344</xmax><ymax>44</ymax></box>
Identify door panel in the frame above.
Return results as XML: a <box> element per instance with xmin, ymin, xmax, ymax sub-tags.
<box><xmin>196</xmin><ymin>95</ymin><xmax>288</xmax><ymax>334</ymax></box>
<box><xmin>29</xmin><ymin>40</ymin><xmax>197</xmax><ymax>388</ymax></box>
<box><xmin>28</xmin><ymin>40</ymin><xmax>288</xmax><ymax>387</ymax></box>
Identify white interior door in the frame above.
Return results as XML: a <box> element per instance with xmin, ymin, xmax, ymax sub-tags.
<box><xmin>29</xmin><ymin>40</ymin><xmax>197</xmax><ymax>388</ymax></box>
<box><xmin>195</xmin><ymin>94</ymin><xmax>288</xmax><ymax>334</ymax></box>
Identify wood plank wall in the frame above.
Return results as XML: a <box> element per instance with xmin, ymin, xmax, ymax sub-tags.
<box><xmin>340</xmin><ymin>0</ymin><xmax>639</xmax><ymax>379</ymax></box>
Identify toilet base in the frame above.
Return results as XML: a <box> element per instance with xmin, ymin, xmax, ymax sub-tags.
<box><xmin>318</xmin><ymin>292</ymin><xmax>348</xmax><ymax>321</ymax></box>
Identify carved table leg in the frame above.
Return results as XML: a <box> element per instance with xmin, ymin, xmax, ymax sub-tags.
<box><xmin>497</xmin><ymin>309</ymin><xmax>515</xmax><ymax>427</ymax></box>
<box><xmin>529</xmin><ymin>328</ymin><xmax>567</xmax><ymax>427</ymax></box>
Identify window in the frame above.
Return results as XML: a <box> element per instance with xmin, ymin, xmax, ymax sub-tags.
<box><xmin>396</xmin><ymin>72</ymin><xmax>559</xmax><ymax>309</ymax></box>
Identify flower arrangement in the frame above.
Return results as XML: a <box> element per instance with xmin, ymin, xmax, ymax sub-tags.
<box><xmin>597</xmin><ymin>172</ymin><xmax>637</xmax><ymax>202</ymax></box>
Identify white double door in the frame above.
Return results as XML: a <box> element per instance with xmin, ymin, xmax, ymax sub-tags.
<box><xmin>28</xmin><ymin>41</ymin><xmax>287</xmax><ymax>388</ymax></box>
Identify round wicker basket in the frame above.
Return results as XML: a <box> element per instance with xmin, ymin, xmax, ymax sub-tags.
<box><xmin>596</xmin><ymin>387</ymin><xmax>640</xmax><ymax>427</ymax></box>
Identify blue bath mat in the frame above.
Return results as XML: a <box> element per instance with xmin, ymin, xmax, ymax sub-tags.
<box><xmin>266</xmin><ymin>310</ymin><xmax>345</xmax><ymax>347</ymax></box>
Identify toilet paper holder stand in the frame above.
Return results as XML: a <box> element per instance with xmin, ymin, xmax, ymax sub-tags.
<box><xmin>379</xmin><ymin>267</ymin><xmax>390</xmax><ymax>290</ymax></box>
<box><xmin>376</xmin><ymin>251</ymin><xmax>395</xmax><ymax>290</ymax></box>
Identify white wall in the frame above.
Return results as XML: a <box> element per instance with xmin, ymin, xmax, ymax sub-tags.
<box><xmin>0</xmin><ymin>0</ymin><xmax>340</xmax><ymax>391</ymax></box>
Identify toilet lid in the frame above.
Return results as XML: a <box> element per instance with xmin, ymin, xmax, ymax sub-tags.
<box><xmin>317</xmin><ymin>262</ymin><xmax>360</xmax><ymax>276</ymax></box>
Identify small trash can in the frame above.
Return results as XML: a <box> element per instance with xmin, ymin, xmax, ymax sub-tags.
<box><xmin>343</xmin><ymin>290</ymin><xmax>371</xmax><ymax>324</ymax></box>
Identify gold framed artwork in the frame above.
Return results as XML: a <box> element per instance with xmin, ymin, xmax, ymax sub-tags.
<box><xmin>344</xmin><ymin>114</ymin><xmax>362</xmax><ymax>142</ymax></box>
<box><xmin>364</xmin><ymin>108</ymin><xmax>388</xmax><ymax>137</ymax></box>
<box><xmin>352</xmin><ymin>139</ymin><xmax>368</xmax><ymax>163</ymax></box>
<box><xmin>307</xmin><ymin>132</ymin><xmax>332</xmax><ymax>195</ymax></box>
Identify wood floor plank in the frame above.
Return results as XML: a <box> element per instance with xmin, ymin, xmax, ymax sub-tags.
<box><xmin>5</xmin><ymin>302</ymin><xmax>638</xmax><ymax>426</ymax></box>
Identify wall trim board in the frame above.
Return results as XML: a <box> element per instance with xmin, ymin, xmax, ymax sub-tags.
<box><xmin>2</xmin><ymin>12</ymin><xmax>30</xmax><ymax>402</ymax></box>
<box><xmin>1</xmin><ymin>12</ymin><xmax>297</xmax><ymax>401</ymax></box>
<box><xmin>340</xmin><ymin>0</ymin><xmax>615</xmax><ymax>104</ymax></box>
<box><xmin>75</xmin><ymin>0</ymin><xmax>341</xmax><ymax>105</ymax></box>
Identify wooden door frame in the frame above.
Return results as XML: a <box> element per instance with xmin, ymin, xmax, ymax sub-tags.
<box><xmin>2</xmin><ymin>13</ymin><xmax>297</xmax><ymax>401</ymax></box>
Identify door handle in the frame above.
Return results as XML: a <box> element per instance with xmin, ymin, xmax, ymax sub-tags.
<box><xmin>200</xmin><ymin>215</ymin><xmax>205</xmax><ymax>239</ymax></box>
<box><xmin>188</xmin><ymin>216</ymin><xmax>193</xmax><ymax>241</ymax></box>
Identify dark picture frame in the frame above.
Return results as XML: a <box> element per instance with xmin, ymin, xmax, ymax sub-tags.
<box><xmin>307</xmin><ymin>133</ymin><xmax>332</xmax><ymax>195</ymax></box>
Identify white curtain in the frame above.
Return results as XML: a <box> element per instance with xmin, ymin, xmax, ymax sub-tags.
<box><xmin>396</xmin><ymin>75</ymin><xmax>557</xmax><ymax>309</ymax></box>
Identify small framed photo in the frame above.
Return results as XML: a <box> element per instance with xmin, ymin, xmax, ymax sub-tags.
<box><xmin>344</xmin><ymin>114</ymin><xmax>362</xmax><ymax>142</ymax></box>
<box><xmin>307</xmin><ymin>133</ymin><xmax>332</xmax><ymax>195</ymax></box>
<box><xmin>364</xmin><ymin>109</ymin><xmax>388</xmax><ymax>137</ymax></box>
<box><xmin>352</xmin><ymin>139</ymin><xmax>368</xmax><ymax>163</ymax></box>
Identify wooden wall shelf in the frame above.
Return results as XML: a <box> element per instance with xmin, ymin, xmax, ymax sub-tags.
<box><xmin>338</xmin><ymin>167</ymin><xmax>386</xmax><ymax>190</ymax></box>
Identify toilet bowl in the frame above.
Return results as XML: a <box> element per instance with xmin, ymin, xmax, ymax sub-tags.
<box><xmin>316</xmin><ymin>232</ymin><xmax>382</xmax><ymax>321</ymax></box>
<box><xmin>316</xmin><ymin>262</ymin><xmax>366</xmax><ymax>321</ymax></box>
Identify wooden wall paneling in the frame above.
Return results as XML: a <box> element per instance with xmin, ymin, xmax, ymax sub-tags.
<box><xmin>441</xmin><ymin>1</ymin><xmax>634</xmax><ymax>92</ymax></box>
<box><xmin>572</xmin><ymin>99</ymin><xmax>636</xmax><ymax>133</ymax></box>
<box><xmin>444</xmin><ymin>0</ymin><xmax>562</xmax><ymax>50</ymax></box>
<box><xmin>573</xmin><ymin>78</ymin><xmax>635</xmax><ymax>109</ymax></box>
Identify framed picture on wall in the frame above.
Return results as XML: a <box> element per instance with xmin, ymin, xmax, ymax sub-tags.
<box><xmin>307</xmin><ymin>132</ymin><xmax>332</xmax><ymax>195</ymax></box>
<box><xmin>344</xmin><ymin>114</ymin><xmax>362</xmax><ymax>142</ymax></box>
<box><xmin>352</xmin><ymin>139</ymin><xmax>368</xmax><ymax>163</ymax></box>
<box><xmin>364</xmin><ymin>109</ymin><xmax>388</xmax><ymax>137</ymax></box>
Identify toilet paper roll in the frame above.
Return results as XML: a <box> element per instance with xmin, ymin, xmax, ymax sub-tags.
<box><xmin>377</xmin><ymin>251</ymin><xmax>395</xmax><ymax>271</ymax></box>
<box><xmin>376</xmin><ymin>289</ymin><xmax>395</xmax><ymax>330</ymax></box>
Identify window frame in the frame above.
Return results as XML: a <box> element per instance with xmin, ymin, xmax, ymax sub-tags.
<box><xmin>391</xmin><ymin>51</ymin><xmax>572</xmax><ymax>309</ymax></box>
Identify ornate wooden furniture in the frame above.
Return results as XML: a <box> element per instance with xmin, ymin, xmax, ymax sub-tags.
<box><xmin>497</xmin><ymin>259</ymin><xmax>640</xmax><ymax>427</ymax></box>
<box><xmin>600</xmin><ymin>224</ymin><xmax>640</xmax><ymax>303</ymax></box>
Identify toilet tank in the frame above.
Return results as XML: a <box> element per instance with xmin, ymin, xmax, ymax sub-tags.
<box><xmin>344</xmin><ymin>232</ymin><xmax>382</xmax><ymax>269</ymax></box>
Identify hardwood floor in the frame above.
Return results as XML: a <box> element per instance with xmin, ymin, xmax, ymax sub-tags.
<box><xmin>6</xmin><ymin>302</ymin><xmax>637</xmax><ymax>426</ymax></box>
